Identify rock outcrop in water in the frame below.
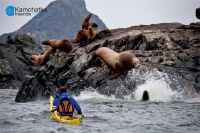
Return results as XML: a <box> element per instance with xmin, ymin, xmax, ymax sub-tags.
<box><xmin>0</xmin><ymin>0</ymin><xmax>107</xmax><ymax>44</ymax></box>
<box><xmin>10</xmin><ymin>22</ymin><xmax>200</xmax><ymax>102</ymax></box>
<box><xmin>0</xmin><ymin>34</ymin><xmax>43</xmax><ymax>89</ymax></box>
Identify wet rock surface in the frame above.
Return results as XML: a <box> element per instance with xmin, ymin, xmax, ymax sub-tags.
<box><xmin>1</xmin><ymin>23</ymin><xmax>200</xmax><ymax>102</ymax></box>
<box><xmin>0</xmin><ymin>34</ymin><xmax>43</xmax><ymax>90</ymax></box>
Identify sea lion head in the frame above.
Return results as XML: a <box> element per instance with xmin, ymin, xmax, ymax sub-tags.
<box><xmin>62</xmin><ymin>39</ymin><xmax>72</xmax><ymax>51</ymax></box>
<box><xmin>29</xmin><ymin>55</ymin><xmax>34</xmax><ymax>60</ymax></box>
<box><xmin>88</xmin><ymin>13</ymin><xmax>92</xmax><ymax>18</ymax></box>
<box><xmin>142</xmin><ymin>90</ymin><xmax>149</xmax><ymax>101</ymax></box>
<box><xmin>119</xmin><ymin>52</ymin><xmax>140</xmax><ymax>70</ymax></box>
<box><xmin>89</xmin><ymin>22</ymin><xmax>98</xmax><ymax>28</ymax></box>
<box><xmin>132</xmin><ymin>58</ymin><xmax>140</xmax><ymax>69</ymax></box>
<box><xmin>88</xmin><ymin>26</ymin><xmax>93</xmax><ymax>31</ymax></box>
<box><xmin>42</xmin><ymin>40</ymin><xmax>50</xmax><ymax>45</ymax></box>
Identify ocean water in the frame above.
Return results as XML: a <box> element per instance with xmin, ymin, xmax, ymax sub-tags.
<box><xmin>1</xmin><ymin>69</ymin><xmax>200</xmax><ymax>133</ymax></box>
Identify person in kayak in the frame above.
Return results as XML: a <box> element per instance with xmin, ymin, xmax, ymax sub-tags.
<box><xmin>53</xmin><ymin>87</ymin><xmax>82</xmax><ymax>116</ymax></box>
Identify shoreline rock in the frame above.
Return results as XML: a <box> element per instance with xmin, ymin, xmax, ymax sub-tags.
<box><xmin>1</xmin><ymin>23</ymin><xmax>199</xmax><ymax>102</ymax></box>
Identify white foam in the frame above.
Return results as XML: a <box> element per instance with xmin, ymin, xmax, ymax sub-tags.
<box><xmin>74</xmin><ymin>90</ymin><xmax>108</xmax><ymax>100</ymax></box>
<box><xmin>127</xmin><ymin>69</ymin><xmax>184</xmax><ymax>102</ymax></box>
<box><xmin>134</xmin><ymin>79</ymin><xmax>182</xmax><ymax>102</ymax></box>
<box><xmin>73</xmin><ymin>69</ymin><xmax>198</xmax><ymax>102</ymax></box>
<box><xmin>73</xmin><ymin>88</ymin><xmax>115</xmax><ymax>102</ymax></box>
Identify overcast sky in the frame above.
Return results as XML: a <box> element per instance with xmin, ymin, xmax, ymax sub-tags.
<box><xmin>0</xmin><ymin>0</ymin><xmax>199</xmax><ymax>35</ymax></box>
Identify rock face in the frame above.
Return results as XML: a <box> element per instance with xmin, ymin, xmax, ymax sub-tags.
<box><xmin>0</xmin><ymin>0</ymin><xmax>107</xmax><ymax>44</ymax></box>
<box><xmin>0</xmin><ymin>34</ymin><xmax>43</xmax><ymax>89</ymax></box>
<box><xmin>13</xmin><ymin>22</ymin><xmax>200</xmax><ymax>102</ymax></box>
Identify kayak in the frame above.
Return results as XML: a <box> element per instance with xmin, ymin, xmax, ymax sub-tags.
<box><xmin>49</xmin><ymin>95</ymin><xmax>82</xmax><ymax>125</ymax></box>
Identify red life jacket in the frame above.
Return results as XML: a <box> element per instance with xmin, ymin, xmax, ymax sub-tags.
<box><xmin>58</xmin><ymin>98</ymin><xmax>74</xmax><ymax>113</ymax></box>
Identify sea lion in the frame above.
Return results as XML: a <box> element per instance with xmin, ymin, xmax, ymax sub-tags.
<box><xmin>76</xmin><ymin>26</ymin><xmax>96</xmax><ymax>45</ymax></box>
<box><xmin>89</xmin><ymin>22</ymin><xmax>98</xmax><ymax>29</ymax></box>
<box><xmin>87</xmin><ymin>26</ymin><xmax>96</xmax><ymax>44</ymax></box>
<box><xmin>42</xmin><ymin>39</ymin><xmax>72</xmax><ymax>52</ymax></box>
<box><xmin>142</xmin><ymin>90</ymin><xmax>149</xmax><ymax>101</ymax></box>
<box><xmin>82</xmin><ymin>13</ymin><xmax>98</xmax><ymax>30</ymax></box>
<box><xmin>95</xmin><ymin>47</ymin><xmax>140</xmax><ymax>73</ymax></box>
<box><xmin>6</xmin><ymin>34</ymin><xmax>14</xmax><ymax>44</ymax></box>
<box><xmin>196</xmin><ymin>7</ymin><xmax>200</xmax><ymax>19</ymax></box>
<box><xmin>29</xmin><ymin>47</ymin><xmax>53</xmax><ymax>66</ymax></box>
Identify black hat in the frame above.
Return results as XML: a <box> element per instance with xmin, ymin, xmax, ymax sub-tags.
<box><xmin>60</xmin><ymin>87</ymin><xmax>67</xmax><ymax>93</ymax></box>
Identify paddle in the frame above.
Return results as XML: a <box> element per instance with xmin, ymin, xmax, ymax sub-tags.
<box><xmin>45</xmin><ymin>86</ymin><xmax>59</xmax><ymax>98</ymax></box>
<box><xmin>36</xmin><ymin>71</ymin><xmax>59</xmax><ymax>97</ymax></box>
<box><xmin>36</xmin><ymin>71</ymin><xmax>59</xmax><ymax>113</ymax></box>
<box><xmin>45</xmin><ymin>87</ymin><xmax>59</xmax><ymax>113</ymax></box>
<box><xmin>37</xmin><ymin>71</ymin><xmax>83</xmax><ymax>116</ymax></box>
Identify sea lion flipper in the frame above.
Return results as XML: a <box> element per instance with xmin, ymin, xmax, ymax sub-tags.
<box><xmin>87</xmin><ymin>38</ymin><xmax>90</xmax><ymax>44</ymax></box>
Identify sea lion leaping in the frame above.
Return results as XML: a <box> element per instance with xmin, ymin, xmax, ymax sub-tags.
<box><xmin>29</xmin><ymin>47</ymin><xmax>53</xmax><ymax>66</ymax></box>
<box><xmin>95</xmin><ymin>47</ymin><xmax>140</xmax><ymax>74</ymax></box>
<box><xmin>82</xmin><ymin>13</ymin><xmax>98</xmax><ymax>30</ymax></box>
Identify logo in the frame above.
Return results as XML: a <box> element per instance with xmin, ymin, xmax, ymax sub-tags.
<box><xmin>5</xmin><ymin>6</ymin><xmax>47</xmax><ymax>17</ymax></box>
<box><xmin>6</xmin><ymin>6</ymin><xmax>14</xmax><ymax>16</ymax></box>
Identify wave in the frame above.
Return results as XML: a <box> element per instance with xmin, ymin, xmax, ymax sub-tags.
<box><xmin>74</xmin><ymin>69</ymin><xmax>199</xmax><ymax>102</ymax></box>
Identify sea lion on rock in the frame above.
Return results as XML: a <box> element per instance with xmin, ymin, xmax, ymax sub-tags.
<box><xmin>82</xmin><ymin>13</ymin><xmax>98</xmax><ymax>30</ymax></box>
<box><xmin>29</xmin><ymin>47</ymin><xmax>53</xmax><ymax>66</ymax></box>
<box><xmin>75</xmin><ymin>26</ymin><xmax>96</xmax><ymax>45</ymax></box>
<box><xmin>87</xmin><ymin>26</ymin><xmax>97</xmax><ymax>43</ymax></box>
<box><xmin>6</xmin><ymin>34</ymin><xmax>14</xmax><ymax>44</ymax></box>
<box><xmin>88</xmin><ymin>22</ymin><xmax>98</xmax><ymax>29</ymax></box>
<box><xmin>42</xmin><ymin>39</ymin><xmax>72</xmax><ymax>52</ymax></box>
<box><xmin>142</xmin><ymin>90</ymin><xmax>149</xmax><ymax>101</ymax></box>
<box><xmin>95</xmin><ymin>47</ymin><xmax>140</xmax><ymax>74</ymax></box>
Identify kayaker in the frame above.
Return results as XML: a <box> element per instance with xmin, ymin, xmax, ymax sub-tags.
<box><xmin>53</xmin><ymin>87</ymin><xmax>82</xmax><ymax>116</ymax></box>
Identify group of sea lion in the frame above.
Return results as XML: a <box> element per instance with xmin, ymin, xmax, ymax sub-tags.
<box><xmin>74</xmin><ymin>13</ymin><xmax>97</xmax><ymax>45</ymax></box>
<box><xmin>29</xmin><ymin>14</ymin><xmax>97</xmax><ymax>66</ymax></box>
<box><xmin>29</xmin><ymin>13</ymin><xmax>148</xmax><ymax>100</ymax></box>
<box><xmin>29</xmin><ymin>39</ymin><xmax>72</xmax><ymax>67</ymax></box>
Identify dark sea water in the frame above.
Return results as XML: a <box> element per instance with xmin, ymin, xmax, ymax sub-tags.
<box><xmin>1</xmin><ymin>69</ymin><xmax>200</xmax><ymax>133</ymax></box>
<box><xmin>1</xmin><ymin>89</ymin><xmax>200</xmax><ymax>133</ymax></box>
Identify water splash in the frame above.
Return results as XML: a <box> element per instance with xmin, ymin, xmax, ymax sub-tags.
<box><xmin>74</xmin><ymin>69</ymin><xmax>198</xmax><ymax>102</ymax></box>
<box><xmin>126</xmin><ymin>68</ymin><xmax>196</xmax><ymax>102</ymax></box>
<box><xmin>134</xmin><ymin>79</ymin><xmax>182</xmax><ymax>102</ymax></box>
<box><xmin>73</xmin><ymin>87</ymin><xmax>116</xmax><ymax>103</ymax></box>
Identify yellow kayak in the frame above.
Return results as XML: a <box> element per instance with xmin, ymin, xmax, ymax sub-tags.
<box><xmin>49</xmin><ymin>95</ymin><xmax>82</xmax><ymax>125</ymax></box>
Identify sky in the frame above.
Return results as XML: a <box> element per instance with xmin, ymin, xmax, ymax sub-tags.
<box><xmin>0</xmin><ymin>0</ymin><xmax>199</xmax><ymax>35</ymax></box>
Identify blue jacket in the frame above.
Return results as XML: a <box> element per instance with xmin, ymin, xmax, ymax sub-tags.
<box><xmin>53</xmin><ymin>92</ymin><xmax>82</xmax><ymax>116</ymax></box>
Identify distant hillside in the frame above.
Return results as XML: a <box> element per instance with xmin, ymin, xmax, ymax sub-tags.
<box><xmin>0</xmin><ymin>0</ymin><xmax>107</xmax><ymax>43</ymax></box>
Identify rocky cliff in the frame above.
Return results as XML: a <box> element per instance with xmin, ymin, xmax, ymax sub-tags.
<box><xmin>0</xmin><ymin>0</ymin><xmax>107</xmax><ymax>44</ymax></box>
<box><xmin>0</xmin><ymin>35</ymin><xmax>43</xmax><ymax>89</ymax></box>
<box><xmin>7</xmin><ymin>22</ymin><xmax>199</xmax><ymax>102</ymax></box>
